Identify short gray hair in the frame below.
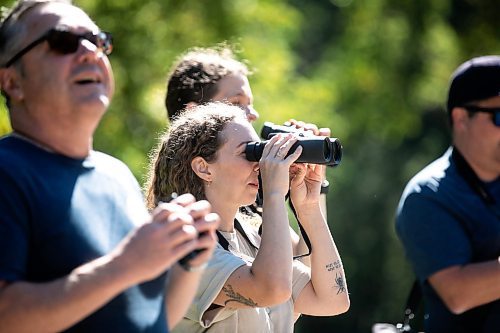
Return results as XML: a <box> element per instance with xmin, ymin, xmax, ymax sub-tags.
<box><xmin>0</xmin><ymin>0</ymin><xmax>72</xmax><ymax>107</ymax></box>
<box><xmin>0</xmin><ymin>0</ymin><xmax>72</xmax><ymax>67</ymax></box>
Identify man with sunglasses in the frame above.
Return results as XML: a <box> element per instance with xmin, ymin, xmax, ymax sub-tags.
<box><xmin>396</xmin><ymin>55</ymin><xmax>500</xmax><ymax>333</ymax></box>
<box><xmin>0</xmin><ymin>1</ymin><xmax>220</xmax><ymax>332</ymax></box>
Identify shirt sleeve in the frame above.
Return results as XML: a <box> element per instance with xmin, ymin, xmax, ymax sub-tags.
<box><xmin>184</xmin><ymin>244</ymin><xmax>247</xmax><ymax>327</ymax></box>
<box><xmin>396</xmin><ymin>191</ymin><xmax>472</xmax><ymax>281</ymax></box>
<box><xmin>0</xmin><ymin>170</ymin><xmax>30</xmax><ymax>281</ymax></box>
<box><xmin>291</xmin><ymin>260</ymin><xmax>311</xmax><ymax>301</ymax></box>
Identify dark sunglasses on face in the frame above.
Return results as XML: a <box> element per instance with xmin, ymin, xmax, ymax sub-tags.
<box><xmin>464</xmin><ymin>105</ymin><xmax>500</xmax><ymax>127</ymax></box>
<box><xmin>3</xmin><ymin>28</ymin><xmax>113</xmax><ymax>68</ymax></box>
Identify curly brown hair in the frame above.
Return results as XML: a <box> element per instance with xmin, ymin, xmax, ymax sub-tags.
<box><xmin>145</xmin><ymin>102</ymin><xmax>247</xmax><ymax>210</ymax></box>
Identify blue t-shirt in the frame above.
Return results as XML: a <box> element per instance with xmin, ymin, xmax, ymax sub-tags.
<box><xmin>396</xmin><ymin>147</ymin><xmax>500</xmax><ymax>333</ymax></box>
<box><xmin>0</xmin><ymin>135</ymin><xmax>169</xmax><ymax>332</ymax></box>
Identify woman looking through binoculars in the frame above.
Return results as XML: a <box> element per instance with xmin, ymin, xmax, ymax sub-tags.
<box><xmin>145</xmin><ymin>102</ymin><xmax>349</xmax><ymax>332</ymax></box>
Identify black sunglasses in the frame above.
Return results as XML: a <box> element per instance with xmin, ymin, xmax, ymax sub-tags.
<box><xmin>463</xmin><ymin>105</ymin><xmax>500</xmax><ymax>127</ymax></box>
<box><xmin>3</xmin><ymin>28</ymin><xmax>113</xmax><ymax>68</ymax></box>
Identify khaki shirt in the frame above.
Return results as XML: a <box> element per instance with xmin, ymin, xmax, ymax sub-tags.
<box><xmin>172</xmin><ymin>221</ymin><xmax>310</xmax><ymax>333</ymax></box>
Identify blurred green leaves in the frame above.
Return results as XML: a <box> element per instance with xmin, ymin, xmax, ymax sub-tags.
<box><xmin>0</xmin><ymin>0</ymin><xmax>498</xmax><ymax>331</ymax></box>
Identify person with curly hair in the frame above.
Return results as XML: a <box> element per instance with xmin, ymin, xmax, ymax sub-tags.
<box><xmin>145</xmin><ymin>102</ymin><xmax>349</xmax><ymax>332</ymax></box>
<box><xmin>164</xmin><ymin>45</ymin><xmax>332</xmax><ymax>264</ymax></box>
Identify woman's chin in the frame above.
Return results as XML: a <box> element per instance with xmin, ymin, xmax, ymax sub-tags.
<box><xmin>240</xmin><ymin>193</ymin><xmax>258</xmax><ymax>206</ymax></box>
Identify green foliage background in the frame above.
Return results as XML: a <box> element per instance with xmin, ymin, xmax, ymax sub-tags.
<box><xmin>0</xmin><ymin>0</ymin><xmax>498</xmax><ymax>331</ymax></box>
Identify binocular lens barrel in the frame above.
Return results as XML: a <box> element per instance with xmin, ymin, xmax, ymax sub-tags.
<box><xmin>261</xmin><ymin>122</ymin><xmax>302</xmax><ymax>139</ymax></box>
<box><xmin>245</xmin><ymin>136</ymin><xmax>342</xmax><ymax>166</ymax></box>
<box><xmin>246</xmin><ymin>121</ymin><xmax>342</xmax><ymax>166</ymax></box>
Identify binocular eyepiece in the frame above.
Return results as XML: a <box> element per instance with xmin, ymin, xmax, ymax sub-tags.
<box><xmin>245</xmin><ymin>122</ymin><xmax>343</xmax><ymax>167</ymax></box>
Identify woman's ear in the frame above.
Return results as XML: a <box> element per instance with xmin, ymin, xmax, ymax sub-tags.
<box><xmin>191</xmin><ymin>156</ymin><xmax>212</xmax><ymax>182</ymax></box>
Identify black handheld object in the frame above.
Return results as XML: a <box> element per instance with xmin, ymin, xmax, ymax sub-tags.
<box><xmin>260</xmin><ymin>122</ymin><xmax>311</xmax><ymax>139</ymax></box>
<box><xmin>246</xmin><ymin>122</ymin><xmax>342</xmax><ymax>166</ymax></box>
<box><xmin>178</xmin><ymin>248</ymin><xmax>204</xmax><ymax>268</ymax></box>
<box><xmin>163</xmin><ymin>193</ymin><xmax>205</xmax><ymax>269</ymax></box>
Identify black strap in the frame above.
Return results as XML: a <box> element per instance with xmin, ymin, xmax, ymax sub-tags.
<box><xmin>401</xmin><ymin>147</ymin><xmax>496</xmax><ymax>330</ymax></box>
<box><xmin>253</xmin><ymin>174</ymin><xmax>312</xmax><ymax>260</ymax></box>
<box><xmin>401</xmin><ymin>280</ymin><xmax>422</xmax><ymax>330</ymax></box>
<box><xmin>216</xmin><ymin>218</ymin><xmax>259</xmax><ymax>252</ymax></box>
<box><xmin>215</xmin><ymin>230</ymin><xmax>230</xmax><ymax>251</ymax></box>
<box><xmin>452</xmin><ymin>148</ymin><xmax>496</xmax><ymax>205</ymax></box>
<box><xmin>288</xmin><ymin>199</ymin><xmax>312</xmax><ymax>260</ymax></box>
<box><xmin>218</xmin><ymin>203</ymin><xmax>312</xmax><ymax>260</ymax></box>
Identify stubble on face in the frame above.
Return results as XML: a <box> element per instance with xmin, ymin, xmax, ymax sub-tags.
<box><xmin>457</xmin><ymin>97</ymin><xmax>500</xmax><ymax>180</ymax></box>
<box><xmin>19</xmin><ymin>3</ymin><xmax>114</xmax><ymax>118</ymax></box>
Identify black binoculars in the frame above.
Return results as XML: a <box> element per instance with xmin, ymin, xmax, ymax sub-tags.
<box><xmin>245</xmin><ymin>122</ymin><xmax>343</xmax><ymax>167</ymax></box>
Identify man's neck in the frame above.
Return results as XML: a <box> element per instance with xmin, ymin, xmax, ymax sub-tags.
<box><xmin>453</xmin><ymin>146</ymin><xmax>498</xmax><ymax>182</ymax></box>
<box><xmin>11</xmin><ymin>126</ymin><xmax>92</xmax><ymax>159</ymax></box>
<box><xmin>452</xmin><ymin>147</ymin><xmax>497</xmax><ymax>206</ymax></box>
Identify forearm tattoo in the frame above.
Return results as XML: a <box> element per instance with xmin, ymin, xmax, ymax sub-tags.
<box><xmin>222</xmin><ymin>284</ymin><xmax>259</xmax><ymax>307</ymax></box>
<box><xmin>325</xmin><ymin>260</ymin><xmax>346</xmax><ymax>294</ymax></box>
<box><xmin>325</xmin><ymin>260</ymin><xmax>342</xmax><ymax>272</ymax></box>
<box><xmin>334</xmin><ymin>272</ymin><xmax>346</xmax><ymax>294</ymax></box>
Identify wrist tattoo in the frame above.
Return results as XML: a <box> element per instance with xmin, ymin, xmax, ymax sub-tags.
<box><xmin>334</xmin><ymin>273</ymin><xmax>346</xmax><ymax>294</ymax></box>
<box><xmin>222</xmin><ymin>284</ymin><xmax>259</xmax><ymax>307</ymax></box>
<box><xmin>325</xmin><ymin>260</ymin><xmax>342</xmax><ymax>272</ymax></box>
